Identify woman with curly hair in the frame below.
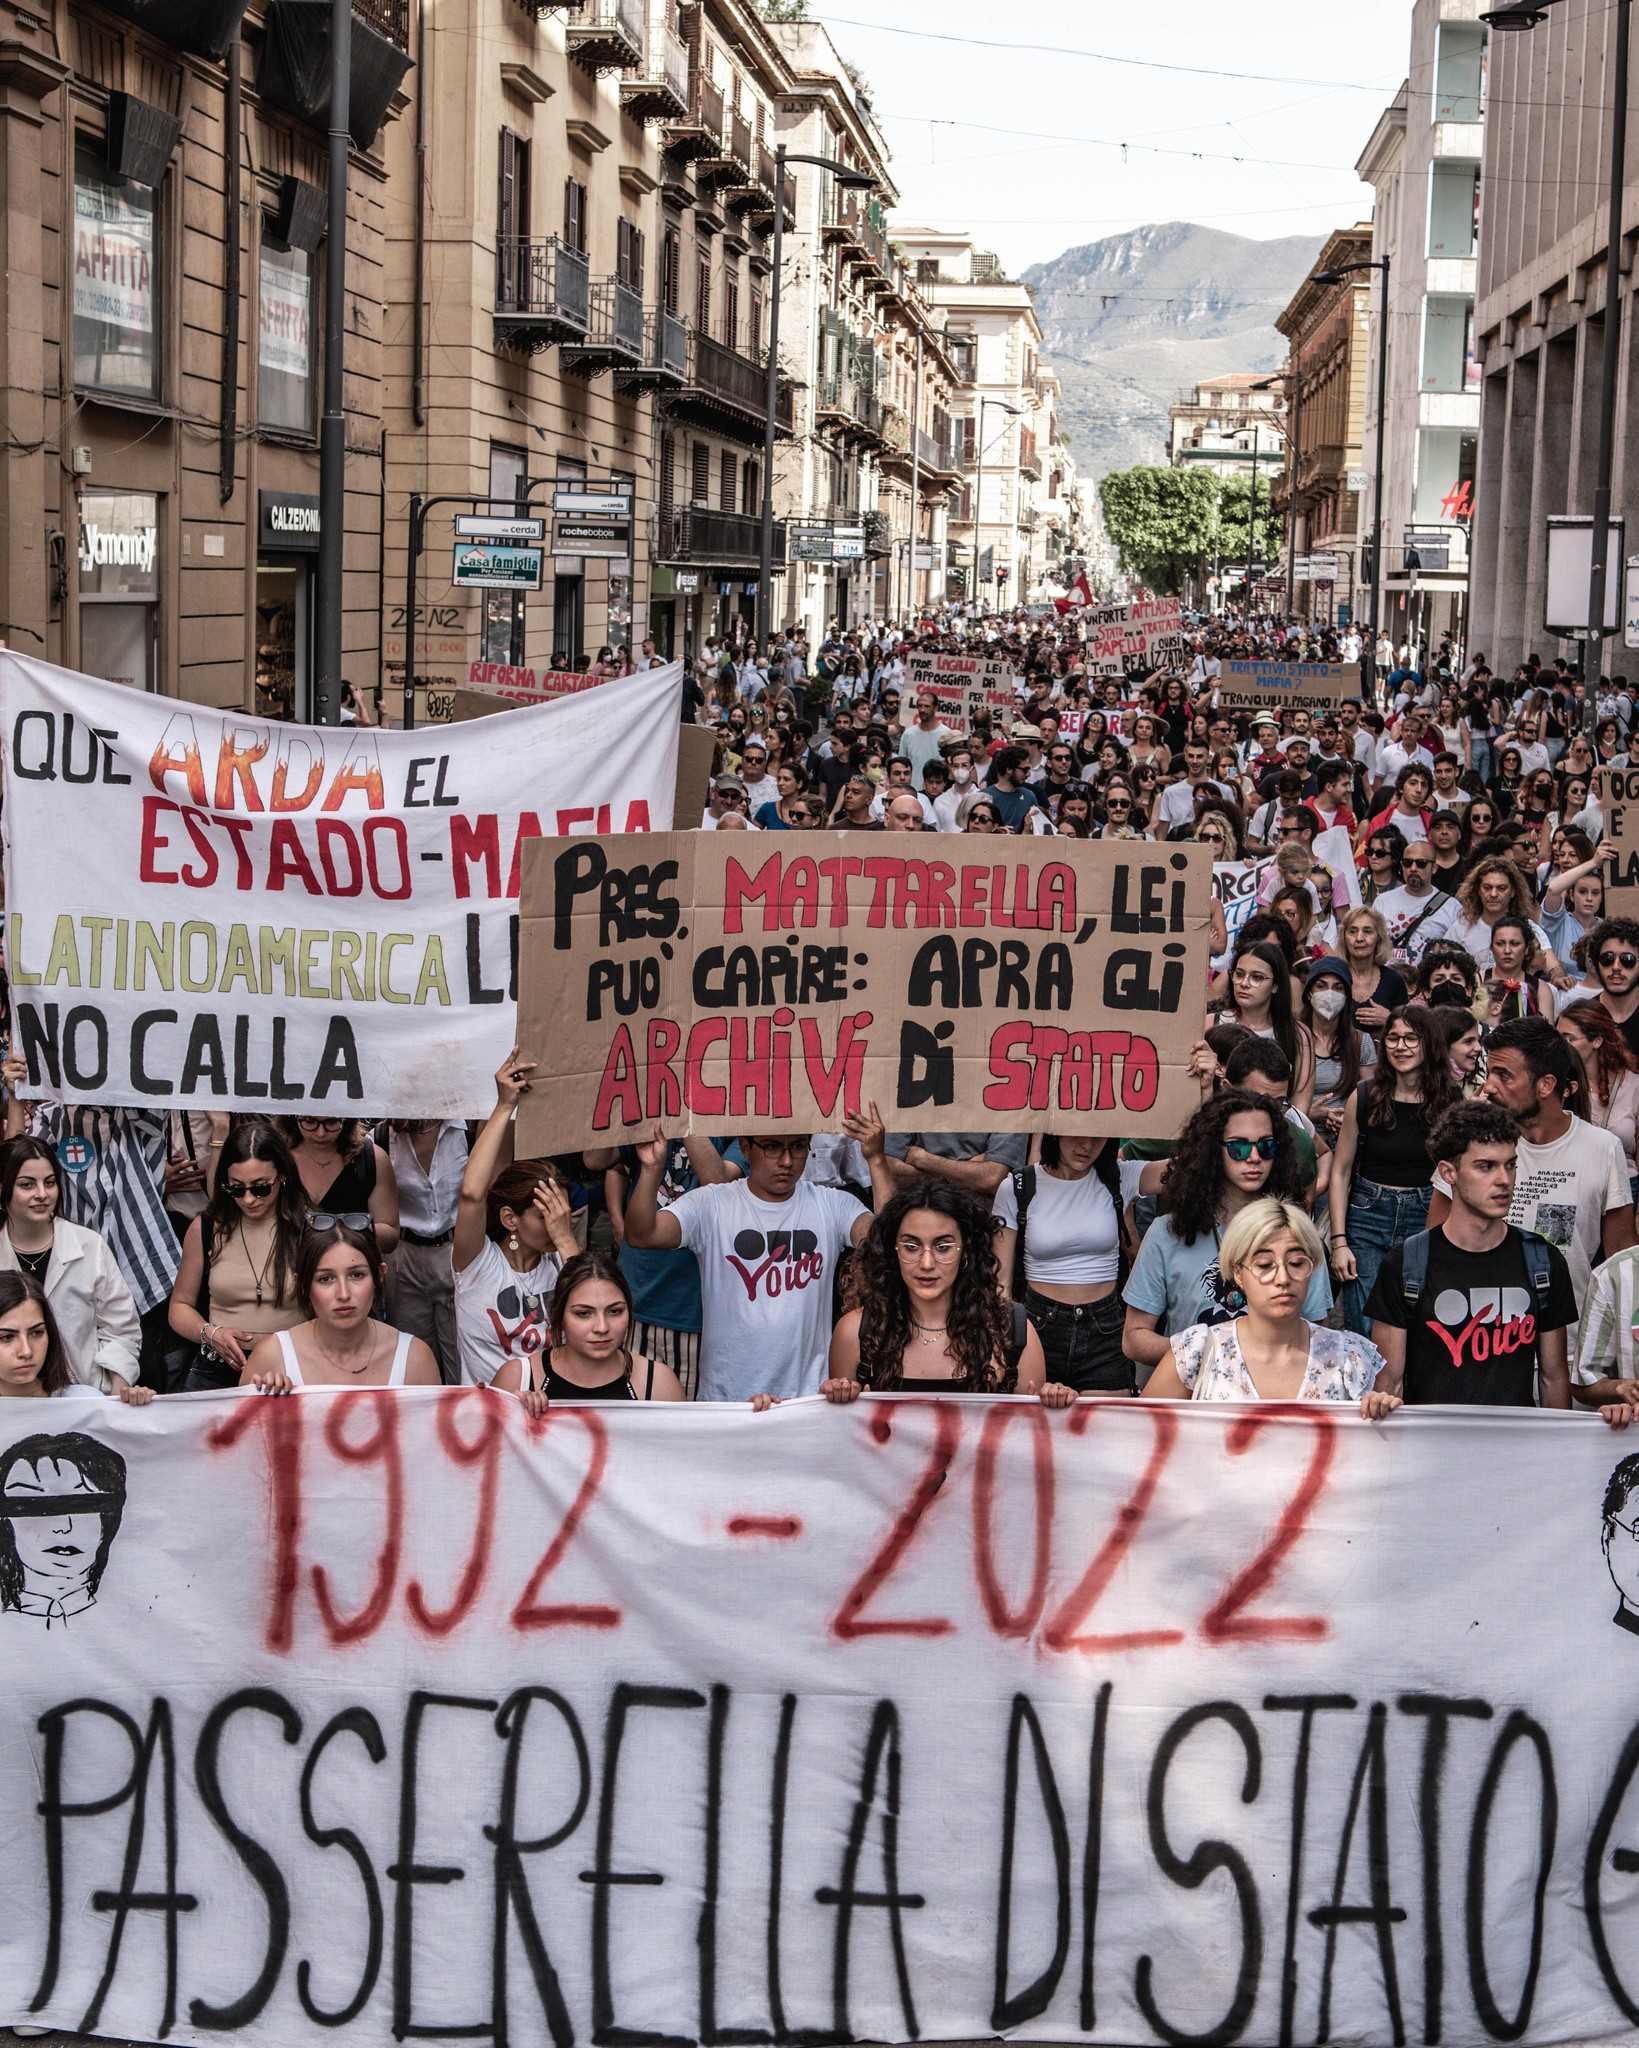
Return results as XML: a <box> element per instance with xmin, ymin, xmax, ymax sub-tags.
<box><xmin>1328</xmin><ymin>1005</ymin><xmax>1453</xmax><ymax>1332</ymax></box>
<box><xmin>821</xmin><ymin>1180</ymin><xmax>1068</xmax><ymax>1403</ymax></box>
<box><xmin>1558</xmin><ymin>1000</ymin><xmax>1639</xmax><ymax>1196</ymax></box>
<box><xmin>1448</xmin><ymin>856</ymin><xmax>1554</xmax><ymax>971</ymax></box>
<box><xmin>1122</xmin><ymin>1089</ymin><xmax>1330</xmax><ymax>1379</ymax></box>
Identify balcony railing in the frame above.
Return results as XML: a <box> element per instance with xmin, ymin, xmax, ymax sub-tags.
<box><xmin>1019</xmin><ymin>430</ymin><xmax>1041</xmax><ymax>479</ymax></box>
<box><xmin>817</xmin><ymin>375</ymin><xmax>882</xmax><ymax>441</ymax></box>
<box><xmin>566</xmin><ymin>0</ymin><xmax>644</xmax><ymax>72</ymax></box>
<box><xmin>621</xmin><ymin>20</ymin><xmax>689</xmax><ymax>120</ymax></box>
<box><xmin>947</xmin><ymin>336</ymin><xmax>978</xmax><ymax>384</ymax></box>
<box><xmin>615</xmin><ymin>306</ymin><xmax>689</xmax><ymax>392</ymax></box>
<box><xmin>665</xmin><ymin>506</ymin><xmax>787</xmax><ymax>569</ymax></box>
<box><xmin>352</xmin><ymin>0</ymin><xmax>407</xmax><ymax>46</ymax></box>
<box><xmin>664</xmin><ymin>69</ymin><xmax>724</xmax><ymax>157</ymax></box>
<box><xmin>561</xmin><ymin>278</ymin><xmax>644</xmax><ymax>374</ymax></box>
<box><xmin>729</xmin><ymin>111</ymin><xmax>752</xmax><ymax>171</ymax></box>
<box><xmin>878</xmin><ymin>401</ymin><xmax>910</xmax><ymax>455</ymax></box>
<box><xmin>494</xmin><ymin>236</ymin><xmax>590</xmax><ymax>352</ymax></box>
<box><xmin>915</xmin><ymin>425</ymin><xmax>958</xmax><ymax>474</ymax></box>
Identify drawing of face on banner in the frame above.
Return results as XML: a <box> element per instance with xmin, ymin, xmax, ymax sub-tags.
<box><xmin>0</xmin><ymin>1431</ymin><xmax>127</xmax><ymax>1626</ymax></box>
<box><xmin>1603</xmin><ymin>1453</ymin><xmax>1639</xmax><ymax>1635</ymax></box>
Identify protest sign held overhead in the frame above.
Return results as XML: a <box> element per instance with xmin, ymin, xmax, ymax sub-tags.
<box><xmin>515</xmin><ymin>832</ymin><xmax>1212</xmax><ymax>1150</ymax></box>
<box><xmin>902</xmin><ymin>650</ymin><xmax>1017</xmax><ymax>734</ymax></box>
<box><xmin>1215</xmin><ymin>660</ymin><xmax>1353</xmax><ymax>717</ymax></box>
<box><xmin>0</xmin><ymin>654</ymin><xmax>682</xmax><ymax>1116</ymax></box>
<box><xmin>9</xmin><ymin>1392</ymin><xmax>1639</xmax><ymax>2048</ymax></box>
<box><xmin>1598</xmin><ymin>765</ymin><xmax>1639</xmax><ymax>915</ymax></box>
<box><xmin>1082</xmin><ymin>598</ymin><xmax>1187</xmax><ymax>677</ymax></box>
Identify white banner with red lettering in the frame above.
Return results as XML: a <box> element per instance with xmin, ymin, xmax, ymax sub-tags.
<box><xmin>0</xmin><ymin>656</ymin><xmax>681</xmax><ymax>1114</ymax></box>
<box><xmin>6</xmin><ymin>1390</ymin><xmax>1639</xmax><ymax>2048</ymax></box>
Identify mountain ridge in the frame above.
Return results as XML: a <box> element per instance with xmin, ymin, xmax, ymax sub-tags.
<box><xmin>1022</xmin><ymin>222</ymin><xmax>1322</xmax><ymax>489</ymax></box>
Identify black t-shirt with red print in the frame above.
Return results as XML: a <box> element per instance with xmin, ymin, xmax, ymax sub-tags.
<box><xmin>1365</xmin><ymin>1225</ymin><xmax>1575</xmax><ymax>1406</ymax></box>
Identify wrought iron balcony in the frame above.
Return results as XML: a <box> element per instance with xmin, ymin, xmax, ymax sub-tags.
<box><xmin>615</xmin><ymin>307</ymin><xmax>689</xmax><ymax>393</ymax></box>
<box><xmin>663</xmin><ymin>70</ymin><xmax>724</xmax><ymax>161</ymax></box>
<box><xmin>668</xmin><ymin>330</ymin><xmax>794</xmax><ymax>438</ymax></box>
<box><xmin>816</xmin><ymin>375</ymin><xmax>882</xmax><ymax>444</ymax></box>
<box><xmin>915</xmin><ymin>425</ymin><xmax>960</xmax><ymax>478</ymax></box>
<box><xmin>494</xmin><ymin>237</ymin><xmax>590</xmax><ymax>352</ymax></box>
<box><xmin>947</xmin><ymin>335</ymin><xmax>978</xmax><ymax>385</ymax></box>
<box><xmin>620</xmin><ymin>20</ymin><xmax>688</xmax><ymax>120</ymax></box>
<box><xmin>561</xmin><ymin>279</ymin><xmax>644</xmax><ymax>376</ymax></box>
<box><xmin>566</xmin><ymin>0</ymin><xmax>643</xmax><ymax>74</ymax></box>
<box><xmin>663</xmin><ymin>506</ymin><xmax>786</xmax><ymax>570</ymax></box>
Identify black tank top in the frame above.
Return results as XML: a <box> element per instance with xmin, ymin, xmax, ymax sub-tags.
<box><xmin>1352</xmin><ymin>1087</ymin><xmax>1435</xmax><ymax>1189</ymax></box>
<box><xmin>537</xmin><ymin>1353</ymin><xmax>654</xmax><ymax>1402</ymax></box>
<box><xmin>305</xmin><ymin>1143</ymin><xmax>377</xmax><ymax>1222</ymax></box>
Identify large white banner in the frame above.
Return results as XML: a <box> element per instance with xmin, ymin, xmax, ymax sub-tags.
<box><xmin>7</xmin><ymin>1392</ymin><xmax>1639</xmax><ymax>2048</ymax></box>
<box><xmin>0</xmin><ymin>657</ymin><xmax>682</xmax><ymax>1115</ymax></box>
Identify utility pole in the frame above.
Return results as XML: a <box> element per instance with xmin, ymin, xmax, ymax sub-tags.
<box><xmin>313</xmin><ymin>0</ymin><xmax>351</xmax><ymax>725</ymax></box>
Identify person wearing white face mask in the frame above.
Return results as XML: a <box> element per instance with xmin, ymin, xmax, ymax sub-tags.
<box><xmin>931</xmin><ymin>745</ymin><xmax>973</xmax><ymax>831</ymax></box>
<box><xmin>1301</xmin><ymin>956</ymin><xmax>1376</xmax><ymax>1144</ymax></box>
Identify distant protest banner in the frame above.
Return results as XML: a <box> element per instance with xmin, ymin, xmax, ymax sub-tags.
<box><xmin>1216</xmin><ymin>660</ymin><xmax>1352</xmax><ymax>717</ymax></box>
<box><xmin>1597</xmin><ymin>765</ymin><xmax>1639</xmax><ymax>915</ymax></box>
<box><xmin>10</xmin><ymin>1391</ymin><xmax>1639</xmax><ymax>2048</ymax></box>
<box><xmin>1083</xmin><ymin>599</ymin><xmax>1187</xmax><ymax>677</ymax></box>
<box><xmin>516</xmin><ymin>833</ymin><xmax>1212</xmax><ymax>1148</ymax></box>
<box><xmin>0</xmin><ymin>655</ymin><xmax>682</xmax><ymax>1115</ymax></box>
<box><xmin>903</xmin><ymin>651</ymin><xmax>1016</xmax><ymax>734</ymax></box>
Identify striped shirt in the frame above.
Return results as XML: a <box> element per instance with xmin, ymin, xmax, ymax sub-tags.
<box><xmin>30</xmin><ymin>1106</ymin><xmax>179</xmax><ymax>1314</ymax></box>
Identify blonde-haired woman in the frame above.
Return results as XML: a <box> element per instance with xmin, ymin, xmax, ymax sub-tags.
<box><xmin>1141</xmin><ymin>1198</ymin><xmax>1397</xmax><ymax>1414</ymax></box>
<box><xmin>1338</xmin><ymin>904</ymin><xmax>1407</xmax><ymax>1037</ymax></box>
<box><xmin>1447</xmin><ymin>857</ymin><xmax>1556</xmax><ymax>974</ymax></box>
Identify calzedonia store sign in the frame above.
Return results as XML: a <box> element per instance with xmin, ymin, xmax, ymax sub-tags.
<box><xmin>257</xmin><ymin>490</ymin><xmax>320</xmax><ymax>551</ymax></box>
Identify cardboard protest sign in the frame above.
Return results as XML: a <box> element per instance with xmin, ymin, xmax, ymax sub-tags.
<box><xmin>1215</xmin><ymin>660</ymin><xmax>1353</xmax><ymax>718</ymax></box>
<box><xmin>1597</xmin><ymin>765</ymin><xmax>1639</xmax><ymax>915</ymax></box>
<box><xmin>10</xmin><ymin>1391</ymin><xmax>1639</xmax><ymax>2048</ymax></box>
<box><xmin>672</xmin><ymin>722</ymin><xmax>719</xmax><ymax>831</ymax></box>
<box><xmin>516</xmin><ymin>832</ymin><xmax>1212</xmax><ymax>1148</ymax></box>
<box><xmin>0</xmin><ymin>654</ymin><xmax>682</xmax><ymax>1114</ymax></box>
<box><xmin>903</xmin><ymin>652</ymin><xmax>1016</xmax><ymax>735</ymax></box>
<box><xmin>1084</xmin><ymin>599</ymin><xmax>1187</xmax><ymax>677</ymax></box>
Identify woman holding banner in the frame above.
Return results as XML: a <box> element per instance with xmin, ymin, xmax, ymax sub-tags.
<box><xmin>493</xmin><ymin>1253</ymin><xmax>684</xmax><ymax>1408</ymax></box>
<box><xmin>1140</xmin><ymin>1198</ymin><xmax>1396</xmax><ymax>1414</ymax></box>
<box><xmin>819</xmin><ymin>1182</ymin><xmax>1063</xmax><ymax>1402</ymax></box>
<box><xmin>241</xmin><ymin>1224</ymin><xmax>441</xmax><ymax>1392</ymax></box>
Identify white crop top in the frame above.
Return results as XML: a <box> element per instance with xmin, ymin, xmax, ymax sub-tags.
<box><xmin>276</xmin><ymin>1326</ymin><xmax>411</xmax><ymax>1387</ymax></box>
<box><xmin>992</xmin><ymin>1167</ymin><xmax>1121</xmax><ymax>1286</ymax></box>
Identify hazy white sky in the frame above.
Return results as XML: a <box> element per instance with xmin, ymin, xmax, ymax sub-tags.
<box><xmin>806</xmin><ymin>0</ymin><xmax>1416</xmax><ymax>270</ymax></box>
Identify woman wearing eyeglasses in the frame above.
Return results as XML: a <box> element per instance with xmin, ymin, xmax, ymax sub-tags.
<box><xmin>1328</xmin><ymin>1005</ymin><xmax>1453</xmax><ymax>1333</ymax></box>
<box><xmin>1122</xmin><ymin>1090</ymin><xmax>1330</xmax><ymax>1381</ymax></box>
<box><xmin>820</xmin><ymin>1181</ymin><xmax>1065</xmax><ymax>1403</ymax></box>
<box><xmin>276</xmin><ymin>1115</ymin><xmax>399</xmax><ymax>1252</ymax></box>
<box><xmin>167</xmin><ymin>1121</ymin><xmax>310</xmax><ymax>1389</ymax></box>
<box><xmin>1141</xmin><ymin>1198</ymin><xmax>1395</xmax><ymax>1414</ymax></box>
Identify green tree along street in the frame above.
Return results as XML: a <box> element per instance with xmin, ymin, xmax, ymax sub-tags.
<box><xmin>1098</xmin><ymin>465</ymin><xmax>1281</xmax><ymax>594</ymax></box>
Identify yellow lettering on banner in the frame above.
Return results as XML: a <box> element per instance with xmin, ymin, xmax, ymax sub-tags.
<box><xmin>220</xmin><ymin>924</ymin><xmax>258</xmax><ymax>994</ymax></box>
<box><xmin>43</xmin><ymin>915</ymin><xmax>81</xmax><ymax>988</ymax></box>
<box><xmin>259</xmin><ymin>928</ymin><xmax>296</xmax><ymax>999</ymax></box>
<box><xmin>333</xmin><ymin>931</ymin><xmax>365</xmax><ymax>1003</ymax></box>
<box><xmin>298</xmin><ymin>930</ymin><xmax>326</xmax><ymax>1001</ymax></box>
<box><xmin>134</xmin><ymin>922</ymin><xmax>175</xmax><ymax>993</ymax></box>
<box><xmin>8</xmin><ymin>914</ymin><xmax>37</xmax><ymax>986</ymax></box>
<box><xmin>113</xmin><ymin>919</ymin><xmax>129</xmax><ymax>992</ymax></box>
<box><xmin>380</xmin><ymin>934</ymin><xmax>412</xmax><ymax>1003</ymax></box>
<box><xmin>83</xmin><ymin>917</ymin><xmax>112</xmax><ymax>986</ymax></box>
<box><xmin>362</xmin><ymin>931</ymin><xmax>378</xmax><ymax>1002</ymax></box>
<box><xmin>180</xmin><ymin>921</ymin><xmax>217</xmax><ymax>994</ymax></box>
<box><xmin>414</xmin><ymin>936</ymin><xmax>450</xmax><ymax>1007</ymax></box>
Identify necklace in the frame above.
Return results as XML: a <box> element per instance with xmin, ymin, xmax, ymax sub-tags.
<box><xmin>909</xmin><ymin>1319</ymin><xmax>948</xmax><ymax>1344</ymax></box>
<box><xmin>311</xmin><ymin>1323</ymin><xmax>380</xmax><ymax>1379</ymax></box>
<box><xmin>239</xmin><ymin>1220</ymin><xmax>277</xmax><ymax>1309</ymax></box>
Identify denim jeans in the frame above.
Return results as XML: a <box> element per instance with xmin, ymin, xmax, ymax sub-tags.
<box><xmin>1025</xmin><ymin>1289</ymin><xmax>1133</xmax><ymax>1393</ymax></box>
<box><xmin>1343</xmin><ymin>1176</ymin><xmax>1430</xmax><ymax>1334</ymax></box>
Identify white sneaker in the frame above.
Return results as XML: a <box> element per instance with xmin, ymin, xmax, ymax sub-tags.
<box><xmin>12</xmin><ymin>2027</ymin><xmax>49</xmax><ymax>2037</ymax></box>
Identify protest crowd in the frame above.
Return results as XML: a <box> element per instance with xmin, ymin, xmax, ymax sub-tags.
<box><xmin>11</xmin><ymin>598</ymin><xmax>1639</xmax><ymax>1437</ymax></box>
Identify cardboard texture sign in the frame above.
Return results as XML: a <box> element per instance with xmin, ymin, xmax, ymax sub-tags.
<box><xmin>1082</xmin><ymin>600</ymin><xmax>1186</xmax><ymax>677</ymax></box>
<box><xmin>1215</xmin><ymin>660</ymin><xmax>1353</xmax><ymax>717</ymax></box>
<box><xmin>516</xmin><ymin>832</ymin><xmax>1212</xmax><ymax>1149</ymax></box>
<box><xmin>903</xmin><ymin>652</ymin><xmax>1016</xmax><ymax>734</ymax></box>
<box><xmin>1598</xmin><ymin>765</ymin><xmax>1639</xmax><ymax>915</ymax></box>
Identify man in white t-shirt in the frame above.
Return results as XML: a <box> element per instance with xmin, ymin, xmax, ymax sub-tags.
<box><xmin>624</xmin><ymin>1132</ymin><xmax>872</xmax><ymax>1400</ymax></box>
<box><xmin>1371</xmin><ymin>841</ymin><xmax>1460</xmax><ymax>964</ymax></box>
<box><xmin>1427</xmin><ymin>1018</ymin><xmax>1636</xmax><ymax>1351</ymax></box>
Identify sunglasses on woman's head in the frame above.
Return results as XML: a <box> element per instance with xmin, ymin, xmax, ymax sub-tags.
<box><xmin>1223</xmin><ymin>1136</ymin><xmax>1278</xmax><ymax>1161</ymax></box>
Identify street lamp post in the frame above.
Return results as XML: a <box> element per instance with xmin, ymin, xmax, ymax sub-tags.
<box><xmin>313</xmin><ymin>0</ymin><xmax>353</xmax><ymax>725</ymax></box>
<box><xmin>1483</xmin><ymin>0</ymin><xmax>1629</xmax><ymax>729</ymax></box>
<box><xmin>1314</xmin><ymin>253</ymin><xmax>1390</xmax><ymax>704</ymax></box>
<box><xmin>972</xmin><ymin>396</ymin><xmax>1022</xmax><ymax>612</ymax></box>
<box><xmin>758</xmin><ymin>144</ymin><xmax>876</xmax><ymax>651</ymax></box>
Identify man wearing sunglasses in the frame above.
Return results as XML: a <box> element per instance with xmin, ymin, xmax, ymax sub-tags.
<box><xmin>1588</xmin><ymin>918</ymin><xmax>1639</xmax><ymax>1061</ymax></box>
<box><xmin>1373</xmin><ymin>842</ymin><xmax>1460</xmax><ymax>966</ymax></box>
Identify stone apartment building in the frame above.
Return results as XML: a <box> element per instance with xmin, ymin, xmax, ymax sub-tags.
<box><xmin>1272</xmin><ymin>226</ymin><xmax>1373</xmax><ymax>627</ymax></box>
<box><xmin>0</xmin><ymin>0</ymin><xmax>406</xmax><ymax>713</ymax></box>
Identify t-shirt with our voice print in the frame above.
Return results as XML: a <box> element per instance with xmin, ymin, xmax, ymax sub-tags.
<box><xmin>670</xmin><ymin>1179</ymin><xmax>866</xmax><ymax>1401</ymax></box>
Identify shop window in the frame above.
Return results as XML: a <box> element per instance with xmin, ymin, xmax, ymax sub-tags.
<box><xmin>1413</xmin><ymin>426</ymin><xmax>1477</xmax><ymax>524</ymax></box>
<box><xmin>73</xmin><ymin>143</ymin><xmax>161</xmax><ymax>399</ymax></box>
<box><xmin>1435</xmin><ymin>22</ymin><xmax>1486</xmax><ymax>123</ymax></box>
<box><xmin>1420</xmin><ymin>295</ymin><xmax>1473</xmax><ymax>393</ymax></box>
<box><xmin>1428</xmin><ymin>160</ymin><xmax>1479</xmax><ymax>258</ymax></box>
<box><xmin>79</xmin><ymin>490</ymin><xmax>158</xmax><ymax>689</ymax></box>
<box><xmin>258</xmin><ymin>233</ymin><xmax>316</xmax><ymax>433</ymax></box>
